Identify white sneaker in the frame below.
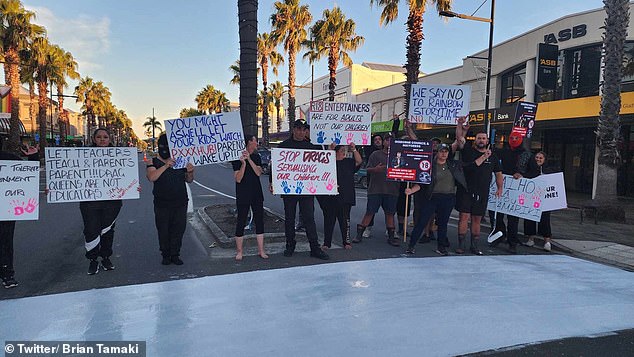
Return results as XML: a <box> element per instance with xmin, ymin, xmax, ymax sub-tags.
<box><xmin>362</xmin><ymin>227</ymin><xmax>371</xmax><ymax>238</ymax></box>
<box><xmin>524</xmin><ymin>240</ymin><xmax>535</xmax><ymax>247</ymax></box>
<box><xmin>543</xmin><ymin>242</ymin><xmax>552</xmax><ymax>252</ymax></box>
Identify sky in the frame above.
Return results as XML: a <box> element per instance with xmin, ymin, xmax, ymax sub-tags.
<box><xmin>12</xmin><ymin>0</ymin><xmax>603</xmax><ymax>138</ymax></box>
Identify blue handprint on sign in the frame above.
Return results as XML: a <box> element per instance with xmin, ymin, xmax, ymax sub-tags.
<box><xmin>281</xmin><ymin>181</ymin><xmax>291</xmax><ymax>194</ymax></box>
<box><xmin>295</xmin><ymin>182</ymin><xmax>304</xmax><ymax>194</ymax></box>
<box><xmin>316</xmin><ymin>131</ymin><xmax>326</xmax><ymax>144</ymax></box>
<box><xmin>332</xmin><ymin>132</ymin><xmax>342</xmax><ymax>144</ymax></box>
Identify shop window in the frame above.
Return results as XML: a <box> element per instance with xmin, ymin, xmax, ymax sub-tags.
<box><xmin>621</xmin><ymin>42</ymin><xmax>634</xmax><ymax>92</ymax></box>
<box><xmin>500</xmin><ymin>66</ymin><xmax>526</xmax><ymax>106</ymax></box>
<box><xmin>562</xmin><ymin>45</ymin><xmax>601</xmax><ymax>99</ymax></box>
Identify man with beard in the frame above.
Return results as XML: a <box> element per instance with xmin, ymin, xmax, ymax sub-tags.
<box><xmin>455</xmin><ymin>132</ymin><xmax>503</xmax><ymax>255</ymax></box>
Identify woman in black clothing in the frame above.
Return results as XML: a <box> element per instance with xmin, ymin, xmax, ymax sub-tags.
<box><xmin>321</xmin><ymin>143</ymin><xmax>362</xmax><ymax>250</ymax></box>
<box><xmin>523</xmin><ymin>151</ymin><xmax>553</xmax><ymax>251</ymax></box>
<box><xmin>80</xmin><ymin>128</ymin><xmax>123</xmax><ymax>275</ymax></box>
<box><xmin>232</xmin><ymin>134</ymin><xmax>267</xmax><ymax>261</ymax></box>
<box><xmin>147</xmin><ymin>134</ymin><xmax>194</xmax><ymax>265</ymax></box>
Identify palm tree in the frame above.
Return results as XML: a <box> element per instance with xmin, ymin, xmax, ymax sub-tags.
<box><xmin>370</xmin><ymin>0</ymin><xmax>452</xmax><ymax>117</ymax></box>
<box><xmin>238</xmin><ymin>0</ymin><xmax>258</xmax><ymax>136</ymax></box>
<box><xmin>18</xmin><ymin>47</ymin><xmax>37</xmax><ymax>137</ymax></box>
<box><xmin>308</xmin><ymin>6</ymin><xmax>364</xmax><ymax>101</ymax></box>
<box><xmin>196</xmin><ymin>85</ymin><xmax>231</xmax><ymax>114</ymax></box>
<box><xmin>595</xmin><ymin>0</ymin><xmax>629</xmax><ymax>216</ymax></box>
<box><xmin>270</xmin><ymin>80</ymin><xmax>285</xmax><ymax>132</ymax></box>
<box><xmin>74</xmin><ymin>76</ymin><xmax>111</xmax><ymax>134</ymax></box>
<box><xmin>229</xmin><ymin>60</ymin><xmax>241</xmax><ymax>85</ymax></box>
<box><xmin>0</xmin><ymin>0</ymin><xmax>45</xmax><ymax>153</ymax></box>
<box><xmin>143</xmin><ymin>115</ymin><xmax>162</xmax><ymax>151</ymax></box>
<box><xmin>52</xmin><ymin>46</ymin><xmax>80</xmax><ymax>144</ymax></box>
<box><xmin>179</xmin><ymin>107</ymin><xmax>205</xmax><ymax>118</ymax></box>
<box><xmin>271</xmin><ymin>0</ymin><xmax>312</xmax><ymax>123</ymax></box>
<box><xmin>258</xmin><ymin>32</ymin><xmax>284</xmax><ymax>147</ymax></box>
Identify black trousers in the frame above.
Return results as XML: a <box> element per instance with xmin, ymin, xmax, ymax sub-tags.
<box><xmin>80</xmin><ymin>202</ymin><xmax>122</xmax><ymax>260</ymax></box>
<box><xmin>154</xmin><ymin>204</ymin><xmax>188</xmax><ymax>258</ymax></box>
<box><xmin>235</xmin><ymin>201</ymin><xmax>264</xmax><ymax>237</ymax></box>
<box><xmin>524</xmin><ymin>211</ymin><xmax>552</xmax><ymax>238</ymax></box>
<box><xmin>494</xmin><ymin>213</ymin><xmax>521</xmax><ymax>246</ymax></box>
<box><xmin>283</xmin><ymin>196</ymin><xmax>320</xmax><ymax>251</ymax></box>
<box><xmin>322</xmin><ymin>196</ymin><xmax>352</xmax><ymax>248</ymax></box>
<box><xmin>0</xmin><ymin>221</ymin><xmax>16</xmax><ymax>279</ymax></box>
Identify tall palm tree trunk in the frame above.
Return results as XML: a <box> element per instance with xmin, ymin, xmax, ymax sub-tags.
<box><xmin>262</xmin><ymin>61</ymin><xmax>270</xmax><ymax>146</ymax></box>
<box><xmin>6</xmin><ymin>49</ymin><xmax>22</xmax><ymax>154</ymax></box>
<box><xmin>276</xmin><ymin>104</ymin><xmax>281</xmax><ymax>132</ymax></box>
<box><xmin>37</xmin><ymin>80</ymin><xmax>49</xmax><ymax>152</ymax></box>
<box><xmin>238</xmin><ymin>0</ymin><xmax>259</xmax><ymax>136</ymax></box>
<box><xmin>29</xmin><ymin>83</ymin><xmax>36</xmax><ymax>138</ymax></box>
<box><xmin>403</xmin><ymin>10</ymin><xmax>423</xmax><ymax>118</ymax></box>
<box><xmin>57</xmin><ymin>88</ymin><xmax>67</xmax><ymax>145</ymax></box>
<box><xmin>328</xmin><ymin>48</ymin><xmax>338</xmax><ymax>101</ymax></box>
<box><xmin>287</xmin><ymin>48</ymin><xmax>297</xmax><ymax>122</ymax></box>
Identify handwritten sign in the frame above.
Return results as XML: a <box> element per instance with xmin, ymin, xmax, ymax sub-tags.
<box><xmin>386</xmin><ymin>139</ymin><xmax>433</xmax><ymax>184</ymax></box>
<box><xmin>408</xmin><ymin>84</ymin><xmax>471</xmax><ymax>125</ymax></box>
<box><xmin>535</xmin><ymin>172</ymin><xmax>567</xmax><ymax>211</ymax></box>
<box><xmin>487</xmin><ymin>174</ymin><xmax>544</xmax><ymax>222</ymax></box>
<box><xmin>271</xmin><ymin>148</ymin><xmax>338</xmax><ymax>195</ymax></box>
<box><xmin>45</xmin><ymin>147</ymin><xmax>140</xmax><ymax>203</ymax></box>
<box><xmin>0</xmin><ymin>161</ymin><xmax>39</xmax><ymax>221</ymax></box>
<box><xmin>164</xmin><ymin>112</ymin><xmax>245</xmax><ymax>169</ymax></box>
<box><xmin>309</xmin><ymin>101</ymin><xmax>372</xmax><ymax>145</ymax></box>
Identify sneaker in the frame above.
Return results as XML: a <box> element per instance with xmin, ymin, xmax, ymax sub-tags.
<box><xmin>405</xmin><ymin>247</ymin><xmax>415</xmax><ymax>255</ymax></box>
<box><xmin>88</xmin><ymin>260</ymin><xmax>99</xmax><ymax>275</ymax></box>
<box><xmin>470</xmin><ymin>247</ymin><xmax>483</xmax><ymax>256</ymax></box>
<box><xmin>543</xmin><ymin>242</ymin><xmax>552</xmax><ymax>252</ymax></box>
<box><xmin>2</xmin><ymin>277</ymin><xmax>19</xmax><ymax>289</ymax></box>
<box><xmin>101</xmin><ymin>257</ymin><xmax>115</xmax><ymax>271</ymax></box>
<box><xmin>171</xmin><ymin>256</ymin><xmax>184</xmax><ymax>265</ymax></box>
<box><xmin>362</xmin><ymin>227</ymin><xmax>371</xmax><ymax>238</ymax></box>
<box><xmin>309</xmin><ymin>250</ymin><xmax>330</xmax><ymax>260</ymax></box>
<box><xmin>388</xmin><ymin>237</ymin><xmax>401</xmax><ymax>247</ymax></box>
<box><xmin>508</xmin><ymin>244</ymin><xmax>518</xmax><ymax>254</ymax></box>
<box><xmin>161</xmin><ymin>257</ymin><xmax>171</xmax><ymax>265</ymax></box>
<box><xmin>524</xmin><ymin>240</ymin><xmax>535</xmax><ymax>247</ymax></box>
<box><xmin>435</xmin><ymin>248</ymin><xmax>449</xmax><ymax>256</ymax></box>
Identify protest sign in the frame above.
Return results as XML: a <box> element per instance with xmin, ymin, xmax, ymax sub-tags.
<box><xmin>164</xmin><ymin>112</ymin><xmax>245</xmax><ymax>169</ymax></box>
<box><xmin>408</xmin><ymin>84</ymin><xmax>471</xmax><ymax>125</ymax></box>
<box><xmin>487</xmin><ymin>174</ymin><xmax>544</xmax><ymax>222</ymax></box>
<box><xmin>309</xmin><ymin>101</ymin><xmax>372</xmax><ymax>145</ymax></box>
<box><xmin>271</xmin><ymin>148</ymin><xmax>338</xmax><ymax>195</ymax></box>
<box><xmin>386</xmin><ymin>139</ymin><xmax>433</xmax><ymax>184</ymax></box>
<box><xmin>45</xmin><ymin>147</ymin><xmax>140</xmax><ymax>203</ymax></box>
<box><xmin>0</xmin><ymin>160</ymin><xmax>39</xmax><ymax>221</ymax></box>
<box><xmin>535</xmin><ymin>172</ymin><xmax>567</xmax><ymax>211</ymax></box>
<box><xmin>511</xmin><ymin>101</ymin><xmax>538</xmax><ymax>138</ymax></box>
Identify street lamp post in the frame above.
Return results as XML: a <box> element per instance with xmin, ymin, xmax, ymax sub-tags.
<box><xmin>440</xmin><ymin>0</ymin><xmax>495</xmax><ymax>137</ymax></box>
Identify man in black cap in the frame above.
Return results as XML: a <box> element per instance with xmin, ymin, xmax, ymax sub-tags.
<box><xmin>270</xmin><ymin>119</ymin><xmax>329</xmax><ymax>260</ymax></box>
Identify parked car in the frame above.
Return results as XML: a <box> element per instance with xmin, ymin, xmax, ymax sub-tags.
<box><xmin>257</xmin><ymin>147</ymin><xmax>271</xmax><ymax>175</ymax></box>
<box><xmin>354</xmin><ymin>167</ymin><xmax>368</xmax><ymax>189</ymax></box>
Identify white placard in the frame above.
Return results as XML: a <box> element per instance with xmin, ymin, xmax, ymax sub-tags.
<box><xmin>271</xmin><ymin>148</ymin><xmax>338</xmax><ymax>195</ymax></box>
<box><xmin>0</xmin><ymin>160</ymin><xmax>39</xmax><ymax>221</ymax></box>
<box><xmin>309</xmin><ymin>101</ymin><xmax>372</xmax><ymax>145</ymax></box>
<box><xmin>164</xmin><ymin>112</ymin><xmax>245</xmax><ymax>169</ymax></box>
<box><xmin>408</xmin><ymin>84</ymin><xmax>471</xmax><ymax>124</ymax></box>
<box><xmin>45</xmin><ymin>147</ymin><xmax>140</xmax><ymax>203</ymax></box>
<box><xmin>487</xmin><ymin>174</ymin><xmax>544</xmax><ymax>222</ymax></box>
<box><xmin>535</xmin><ymin>172</ymin><xmax>567</xmax><ymax>212</ymax></box>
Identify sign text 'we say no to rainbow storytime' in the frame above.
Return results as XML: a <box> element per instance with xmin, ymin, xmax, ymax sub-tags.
<box><xmin>309</xmin><ymin>101</ymin><xmax>372</xmax><ymax>146</ymax></box>
<box><xmin>45</xmin><ymin>147</ymin><xmax>140</xmax><ymax>203</ymax></box>
<box><xmin>0</xmin><ymin>160</ymin><xmax>39</xmax><ymax>221</ymax></box>
<box><xmin>408</xmin><ymin>84</ymin><xmax>471</xmax><ymax>125</ymax></box>
<box><xmin>271</xmin><ymin>148</ymin><xmax>338</xmax><ymax>195</ymax></box>
<box><xmin>165</xmin><ymin>112</ymin><xmax>245</xmax><ymax>169</ymax></box>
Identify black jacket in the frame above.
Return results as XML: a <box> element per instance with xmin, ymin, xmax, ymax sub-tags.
<box><xmin>418</xmin><ymin>158</ymin><xmax>468</xmax><ymax>199</ymax></box>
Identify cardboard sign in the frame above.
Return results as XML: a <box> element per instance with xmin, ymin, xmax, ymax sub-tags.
<box><xmin>487</xmin><ymin>174</ymin><xmax>544</xmax><ymax>222</ymax></box>
<box><xmin>511</xmin><ymin>102</ymin><xmax>538</xmax><ymax>138</ymax></box>
<box><xmin>45</xmin><ymin>147</ymin><xmax>140</xmax><ymax>203</ymax></box>
<box><xmin>535</xmin><ymin>172</ymin><xmax>567</xmax><ymax>211</ymax></box>
<box><xmin>0</xmin><ymin>160</ymin><xmax>39</xmax><ymax>221</ymax></box>
<box><xmin>408</xmin><ymin>84</ymin><xmax>471</xmax><ymax>125</ymax></box>
<box><xmin>386</xmin><ymin>139</ymin><xmax>433</xmax><ymax>184</ymax></box>
<box><xmin>271</xmin><ymin>148</ymin><xmax>338</xmax><ymax>195</ymax></box>
<box><xmin>164</xmin><ymin>112</ymin><xmax>245</xmax><ymax>169</ymax></box>
<box><xmin>309</xmin><ymin>101</ymin><xmax>372</xmax><ymax>145</ymax></box>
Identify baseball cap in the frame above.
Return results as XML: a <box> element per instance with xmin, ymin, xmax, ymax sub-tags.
<box><xmin>292</xmin><ymin>119</ymin><xmax>309</xmax><ymax>128</ymax></box>
<box><xmin>437</xmin><ymin>143</ymin><xmax>450</xmax><ymax>152</ymax></box>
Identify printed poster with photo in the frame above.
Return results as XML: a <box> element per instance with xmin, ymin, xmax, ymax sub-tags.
<box><xmin>0</xmin><ymin>160</ymin><xmax>40</xmax><ymax>221</ymax></box>
<box><xmin>386</xmin><ymin>139</ymin><xmax>433</xmax><ymax>184</ymax></box>
<box><xmin>271</xmin><ymin>148</ymin><xmax>338</xmax><ymax>195</ymax></box>
<box><xmin>308</xmin><ymin>100</ymin><xmax>372</xmax><ymax>146</ymax></box>
<box><xmin>408</xmin><ymin>84</ymin><xmax>471</xmax><ymax>125</ymax></box>
<box><xmin>511</xmin><ymin>101</ymin><xmax>538</xmax><ymax>138</ymax></box>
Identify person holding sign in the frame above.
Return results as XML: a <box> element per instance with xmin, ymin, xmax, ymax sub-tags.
<box><xmin>232</xmin><ymin>134</ymin><xmax>268</xmax><ymax>261</ymax></box>
<box><xmin>523</xmin><ymin>151</ymin><xmax>554</xmax><ymax>251</ymax></box>
<box><xmin>404</xmin><ymin>144</ymin><xmax>468</xmax><ymax>255</ymax></box>
<box><xmin>0</xmin><ymin>147</ymin><xmax>22</xmax><ymax>288</ymax></box>
<box><xmin>80</xmin><ymin>128</ymin><xmax>124</xmax><ymax>275</ymax></box>
<box><xmin>147</xmin><ymin>134</ymin><xmax>195</xmax><ymax>265</ymax></box>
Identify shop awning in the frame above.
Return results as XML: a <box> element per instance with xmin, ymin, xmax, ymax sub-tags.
<box><xmin>0</xmin><ymin>114</ymin><xmax>27</xmax><ymax>136</ymax></box>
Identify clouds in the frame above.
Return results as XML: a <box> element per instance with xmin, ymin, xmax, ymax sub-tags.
<box><xmin>26</xmin><ymin>5</ymin><xmax>110</xmax><ymax>73</ymax></box>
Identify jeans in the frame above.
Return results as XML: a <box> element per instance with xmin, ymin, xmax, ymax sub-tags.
<box><xmin>408</xmin><ymin>193</ymin><xmax>456</xmax><ymax>249</ymax></box>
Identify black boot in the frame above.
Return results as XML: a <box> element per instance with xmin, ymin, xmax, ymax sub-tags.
<box><xmin>352</xmin><ymin>224</ymin><xmax>365</xmax><ymax>243</ymax></box>
<box><xmin>387</xmin><ymin>228</ymin><xmax>400</xmax><ymax>247</ymax></box>
<box><xmin>470</xmin><ymin>236</ymin><xmax>483</xmax><ymax>255</ymax></box>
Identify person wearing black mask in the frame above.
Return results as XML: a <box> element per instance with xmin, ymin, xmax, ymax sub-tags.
<box><xmin>147</xmin><ymin>133</ymin><xmax>194</xmax><ymax>265</ymax></box>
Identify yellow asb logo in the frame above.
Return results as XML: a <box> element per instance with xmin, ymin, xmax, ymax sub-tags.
<box><xmin>539</xmin><ymin>59</ymin><xmax>557</xmax><ymax>66</ymax></box>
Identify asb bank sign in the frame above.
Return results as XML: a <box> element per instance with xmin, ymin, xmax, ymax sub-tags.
<box><xmin>543</xmin><ymin>24</ymin><xmax>587</xmax><ymax>44</ymax></box>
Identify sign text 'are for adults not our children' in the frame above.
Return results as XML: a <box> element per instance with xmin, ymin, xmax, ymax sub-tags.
<box><xmin>45</xmin><ymin>147</ymin><xmax>140</xmax><ymax>203</ymax></box>
<box><xmin>165</xmin><ymin>112</ymin><xmax>245</xmax><ymax>169</ymax></box>
<box><xmin>271</xmin><ymin>148</ymin><xmax>338</xmax><ymax>195</ymax></box>
<box><xmin>0</xmin><ymin>160</ymin><xmax>39</xmax><ymax>221</ymax></box>
<box><xmin>309</xmin><ymin>101</ymin><xmax>372</xmax><ymax>146</ymax></box>
<box><xmin>408</xmin><ymin>84</ymin><xmax>471</xmax><ymax>125</ymax></box>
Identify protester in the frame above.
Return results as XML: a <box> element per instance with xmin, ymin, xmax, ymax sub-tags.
<box><xmin>0</xmin><ymin>142</ymin><xmax>21</xmax><ymax>288</ymax></box>
<box><xmin>232</xmin><ymin>134</ymin><xmax>268</xmax><ymax>261</ymax></box>
<box><xmin>270</xmin><ymin>119</ymin><xmax>329</xmax><ymax>260</ymax></box>
<box><xmin>404</xmin><ymin>143</ymin><xmax>468</xmax><ymax>255</ymax></box>
<box><xmin>361</xmin><ymin>133</ymin><xmax>384</xmax><ymax>239</ymax></box>
<box><xmin>321</xmin><ymin>142</ymin><xmax>362</xmax><ymax>250</ymax></box>
<box><xmin>353</xmin><ymin>134</ymin><xmax>401</xmax><ymax>246</ymax></box>
<box><xmin>80</xmin><ymin>128</ymin><xmax>124</xmax><ymax>275</ymax></box>
<box><xmin>456</xmin><ymin>132</ymin><xmax>503</xmax><ymax>255</ymax></box>
<box><xmin>147</xmin><ymin>134</ymin><xmax>194</xmax><ymax>265</ymax></box>
<box><xmin>20</xmin><ymin>143</ymin><xmax>39</xmax><ymax>161</ymax></box>
<box><xmin>523</xmin><ymin>151</ymin><xmax>554</xmax><ymax>251</ymax></box>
